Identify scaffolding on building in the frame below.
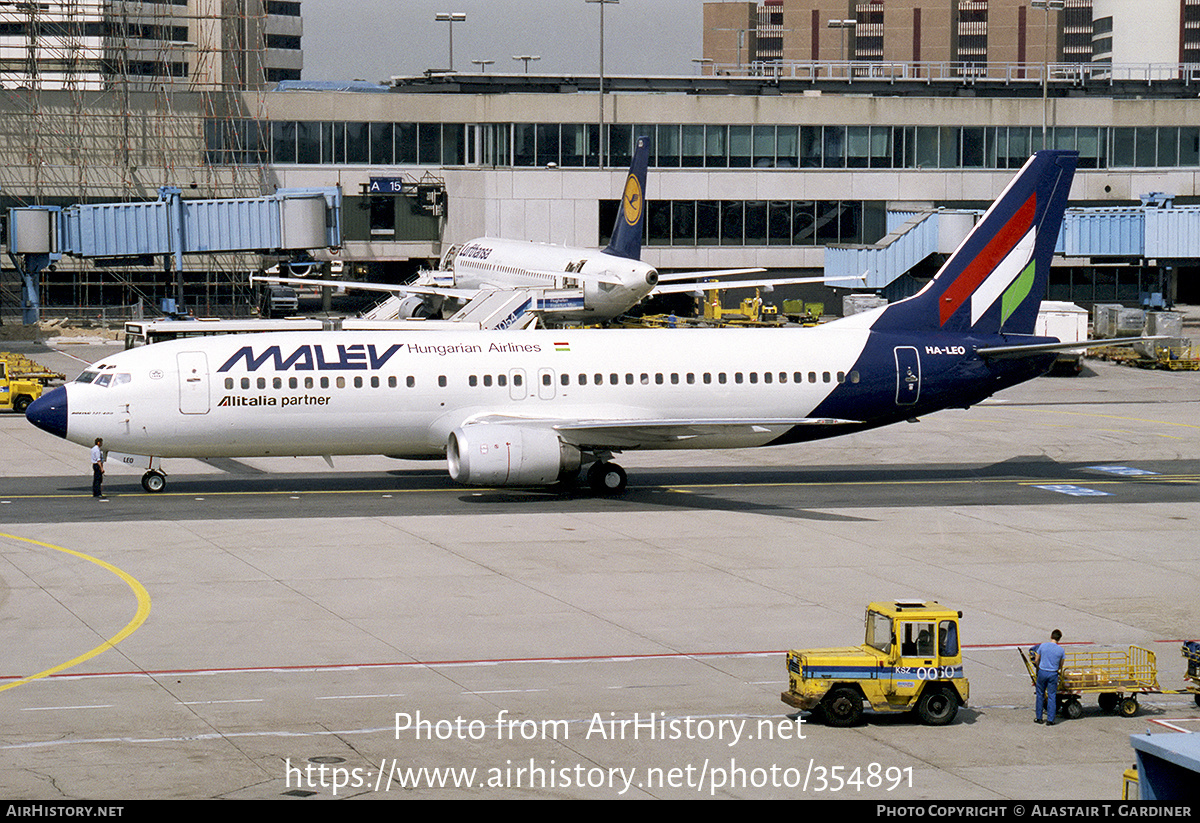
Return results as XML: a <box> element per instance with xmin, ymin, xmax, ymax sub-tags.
<box><xmin>0</xmin><ymin>0</ymin><xmax>275</xmax><ymax>321</ymax></box>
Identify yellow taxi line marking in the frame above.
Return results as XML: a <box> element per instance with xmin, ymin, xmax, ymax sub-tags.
<box><xmin>0</xmin><ymin>532</ymin><xmax>152</xmax><ymax>694</ymax></box>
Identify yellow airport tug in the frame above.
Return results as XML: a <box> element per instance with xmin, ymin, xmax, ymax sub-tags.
<box><xmin>781</xmin><ymin>600</ymin><xmax>969</xmax><ymax>727</ymax></box>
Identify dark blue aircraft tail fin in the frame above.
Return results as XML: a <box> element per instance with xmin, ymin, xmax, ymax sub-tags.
<box><xmin>873</xmin><ymin>150</ymin><xmax>1078</xmax><ymax>336</ymax></box>
<box><xmin>603</xmin><ymin>135</ymin><xmax>650</xmax><ymax>261</ymax></box>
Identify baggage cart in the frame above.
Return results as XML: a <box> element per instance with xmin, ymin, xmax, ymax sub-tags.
<box><xmin>1021</xmin><ymin>645</ymin><xmax>1160</xmax><ymax>719</ymax></box>
<box><xmin>1184</xmin><ymin>642</ymin><xmax>1200</xmax><ymax>708</ymax></box>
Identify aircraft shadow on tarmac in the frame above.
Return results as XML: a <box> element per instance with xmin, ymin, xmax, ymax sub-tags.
<box><xmin>5</xmin><ymin>454</ymin><xmax>1194</xmax><ymax>524</ymax></box>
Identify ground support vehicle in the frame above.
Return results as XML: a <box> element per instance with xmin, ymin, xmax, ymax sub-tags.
<box><xmin>0</xmin><ymin>352</ymin><xmax>63</xmax><ymax>413</ymax></box>
<box><xmin>1183</xmin><ymin>642</ymin><xmax>1200</xmax><ymax>708</ymax></box>
<box><xmin>1154</xmin><ymin>344</ymin><xmax>1200</xmax><ymax>371</ymax></box>
<box><xmin>1020</xmin><ymin>645</ymin><xmax>1162</xmax><ymax>719</ymax></box>
<box><xmin>781</xmin><ymin>600</ymin><xmax>968</xmax><ymax>727</ymax></box>
<box><xmin>1034</xmin><ymin>301</ymin><xmax>1089</xmax><ymax>375</ymax></box>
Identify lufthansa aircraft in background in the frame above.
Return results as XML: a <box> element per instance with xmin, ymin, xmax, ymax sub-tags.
<box><xmin>30</xmin><ymin>151</ymin><xmax>1115</xmax><ymax>495</ymax></box>
<box><xmin>255</xmin><ymin>135</ymin><xmax>850</xmax><ymax>326</ymax></box>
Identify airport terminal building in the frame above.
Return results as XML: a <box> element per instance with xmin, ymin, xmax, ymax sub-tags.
<box><xmin>4</xmin><ymin>43</ymin><xmax>1200</xmax><ymax>315</ymax></box>
<box><xmin>228</xmin><ymin>68</ymin><xmax>1200</xmax><ymax>309</ymax></box>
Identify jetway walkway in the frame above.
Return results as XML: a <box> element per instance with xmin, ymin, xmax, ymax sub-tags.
<box><xmin>7</xmin><ymin>186</ymin><xmax>342</xmax><ymax>324</ymax></box>
<box><xmin>824</xmin><ymin>198</ymin><xmax>1200</xmax><ymax>294</ymax></box>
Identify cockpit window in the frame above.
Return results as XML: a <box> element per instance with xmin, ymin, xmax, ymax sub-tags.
<box><xmin>74</xmin><ymin>370</ymin><xmax>130</xmax><ymax>387</ymax></box>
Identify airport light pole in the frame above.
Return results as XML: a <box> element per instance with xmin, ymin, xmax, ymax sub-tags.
<box><xmin>586</xmin><ymin>0</ymin><xmax>619</xmax><ymax>168</ymax></box>
<box><xmin>471</xmin><ymin>59</ymin><xmax>494</xmax><ymax>72</ymax></box>
<box><xmin>435</xmin><ymin>12</ymin><xmax>466</xmax><ymax>71</ymax></box>
<box><xmin>827</xmin><ymin>18</ymin><xmax>856</xmax><ymax>65</ymax></box>
<box><xmin>512</xmin><ymin>55</ymin><xmax>541</xmax><ymax>73</ymax></box>
<box><xmin>1031</xmin><ymin>0</ymin><xmax>1064</xmax><ymax>147</ymax></box>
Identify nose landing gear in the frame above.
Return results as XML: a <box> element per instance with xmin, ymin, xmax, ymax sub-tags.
<box><xmin>141</xmin><ymin>469</ymin><xmax>167</xmax><ymax>493</ymax></box>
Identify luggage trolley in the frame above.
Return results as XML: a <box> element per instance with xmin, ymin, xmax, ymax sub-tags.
<box><xmin>1021</xmin><ymin>645</ymin><xmax>1161</xmax><ymax>719</ymax></box>
<box><xmin>1184</xmin><ymin>641</ymin><xmax>1200</xmax><ymax>708</ymax></box>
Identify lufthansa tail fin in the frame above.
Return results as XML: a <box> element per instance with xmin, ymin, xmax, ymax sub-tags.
<box><xmin>873</xmin><ymin>150</ymin><xmax>1078</xmax><ymax>336</ymax></box>
<box><xmin>603</xmin><ymin>135</ymin><xmax>650</xmax><ymax>261</ymax></box>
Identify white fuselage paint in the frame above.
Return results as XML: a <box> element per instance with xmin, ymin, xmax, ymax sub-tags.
<box><xmin>61</xmin><ymin>326</ymin><xmax>871</xmax><ymax>460</ymax></box>
<box><xmin>446</xmin><ymin>238</ymin><xmax>658</xmax><ymax>320</ymax></box>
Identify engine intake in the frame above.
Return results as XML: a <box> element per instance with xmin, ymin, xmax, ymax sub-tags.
<box><xmin>447</xmin><ymin>425</ymin><xmax>580</xmax><ymax>486</ymax></box>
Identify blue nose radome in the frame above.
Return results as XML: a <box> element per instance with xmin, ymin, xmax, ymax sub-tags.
<box><xmin>25</xmin><ymin>385</ymin><xmax>68</xmax><ymax>440</ymax></box>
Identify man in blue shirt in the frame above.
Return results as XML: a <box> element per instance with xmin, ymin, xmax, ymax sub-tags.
<box><xmin>1033</xmin><ymin>629</ymin><xmax>1066</xmax><ymax>725</ymax></box>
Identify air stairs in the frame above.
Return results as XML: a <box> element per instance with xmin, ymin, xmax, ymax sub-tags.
<box><xmin>447</xmin><ymin>289</ymin><xmax>539</xmax><ymax>329</ymax></box>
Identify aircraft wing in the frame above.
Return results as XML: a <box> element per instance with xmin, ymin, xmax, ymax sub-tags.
<box><xmin>651</xmin><ymin>274</ymin><xmax>865</xmax><ymax>296</ymax></box>
<box><xmin>251</xmin><ymin>274</ymin><xmax>479</xmax><ymax>301</ymax></box>
<box><xmin>462</xmin><ymin>414</ymin><xmax>861</xmax><ymax>450</ymax></box>
<box><xmin>655</xmin><ymin>268</ymin><xmax>766</xmax><ymax>282</ymax></box>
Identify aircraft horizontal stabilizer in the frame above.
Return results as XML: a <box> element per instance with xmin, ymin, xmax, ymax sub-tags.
<box><xmin>975</xmin><ymin>336</ymin><xmax>1167</xmax><ymax>360</ymax></box>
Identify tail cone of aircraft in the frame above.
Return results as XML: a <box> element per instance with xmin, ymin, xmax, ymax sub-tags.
<box><xmin>26</xmin><ymin>385</ymin><xmax>68</xmax><ymax>440</ymax></box>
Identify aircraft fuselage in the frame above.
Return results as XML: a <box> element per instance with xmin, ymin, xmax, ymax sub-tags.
<box><xmin>446</xmin><ymin>238</ymin><xmax>659</xmax><ymax>321</ymax></box>
<box><xmin>31</xmin><ymin>322</ymin><xmax>1052</xmax><ymax>463</ymax></box>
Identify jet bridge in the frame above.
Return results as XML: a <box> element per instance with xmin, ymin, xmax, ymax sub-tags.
<box><xmin>825</xmin><ymin>197</ymin><xmax>1200</xmax><ymax>302</ymax></box>
<box><xmin>7</xmin><ymin>186</ymin><xmax>342</xmax><ymax>324</ymax></box>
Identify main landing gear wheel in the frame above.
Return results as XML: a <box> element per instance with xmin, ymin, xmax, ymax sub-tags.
<box><xmin>141</xmin><ymin>470</ymin><xmax>166</xmax><ymax>493</ymax></box>
<box><xmin>586</xmin><ymin>461</ymin><xmax>627</xmax><ymax>495</ymax></box>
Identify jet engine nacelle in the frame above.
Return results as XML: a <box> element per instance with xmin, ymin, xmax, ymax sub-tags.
<box><xmin>447</xmin><ymin>425</ymin><xmax>581</xmax><ymax>486</ymax></box>
<box><xmin>395</xmin><ymin>295</ymin><xmax>439</xmax><ymax>319</ymax></box>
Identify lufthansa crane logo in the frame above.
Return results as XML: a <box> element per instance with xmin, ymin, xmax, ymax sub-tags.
<box><xmin>621</xmin><ymin>173</ymin><xmax>643</xmax><ymax>227</ymax></box>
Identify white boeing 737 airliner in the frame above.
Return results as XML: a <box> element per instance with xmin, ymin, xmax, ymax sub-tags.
<box><xmin>29</xmin><ymin>152</ymin><xmax>1093</xmax><ymax>494</ymax></box>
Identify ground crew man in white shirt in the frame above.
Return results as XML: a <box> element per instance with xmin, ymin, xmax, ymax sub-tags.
<box><xmin>91</xmin><ymin>437</ymin><xmax>105</xmax><ymax>498</ymax></box>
